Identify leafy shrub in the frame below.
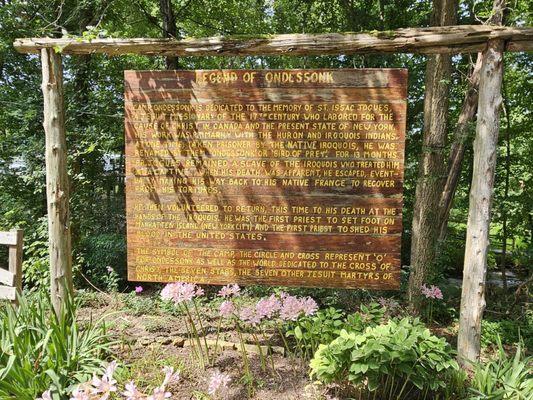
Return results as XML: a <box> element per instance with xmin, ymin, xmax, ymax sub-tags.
<box><xmin>310</xmin><ymin>317</ymin><xmax>461</xmax><ymax>399</ymax></box>
<box><xmin>286</xmin><ymin>307</ymin><xmax>345</xmax><ymax>357</ymax></box>
<box><xmin>469</xmin><ymin>338</ymin><xmax>533</xmax><ymax>400</ymax></box>
<box><xmin>79</xmin><ymin>232</ymin><xmax>126</xmax><ymax>290</ymax></box>
<box><xmin>286</xmin><ymin>303</ymin><xmax>384</xmax><ymax>359</ymax></box>
<box><xmin>21</xmin><ymin>217</ymin><xmax>50</xmax><ymax>289</ymax></box>
<box><xmin>481</xmin><ymin>319</ymin><xmax>533</xmax><ymax>350</ymax></box>
<box><xmin>0</xmin><ymin>293</ymin><xmax>112</xmax><ymax>399</ymax></box>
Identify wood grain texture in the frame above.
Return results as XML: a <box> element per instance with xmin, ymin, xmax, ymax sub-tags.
<box><xmin>458</xmin><ymin>38</ymin><xmax>504</xmax><ymax>366</ymax></box>
<box><xmin>13</xmin><ymin>25</ymin><xmax>533</xmax><ymax>55</ymax></box>
<box><xmin>125</xmin><ymin>68</ymin><xmax>407</xmax><ymax>289</ymax></box>
<box><xmin>41</xmin><ymin>48</ymin><xmax>73</xmax><ymax>315</ymax></box>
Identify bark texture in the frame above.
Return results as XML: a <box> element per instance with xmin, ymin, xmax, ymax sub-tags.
<box><xmin>159</xmin><ymin>0</ymin><xmax>179</xmax><ymax>69</ymax></box>
<box><xmin>41</xmin><ymin>48</ymin><xmax>73</xmax><ymax>316</ymax></box>
<box><xmin>408</xmin><ymin>0</ymin><xmax>457</xmax><ymax>310</ymax></box>
<box><xmin>457</xmin><ymin>38</ymin><xmax>504</xmax><ymax>366</ymax></box>
<box><xmin>13</xmin><ymin>25</ymin><xmax>532</xmax><ymax>55</ymax></box>
<box><xmin>437</xmin><ymin>0</ymin><xmax>508</xmax><ymax>242</ymax></box>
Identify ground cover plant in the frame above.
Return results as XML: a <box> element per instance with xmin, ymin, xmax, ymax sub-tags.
<box><xmin>0</xmin><ymin>293</ymin><xmax>111</xmax><ymax>399</ymax></box>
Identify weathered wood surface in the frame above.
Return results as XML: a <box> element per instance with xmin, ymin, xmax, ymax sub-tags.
<box><xmin>125</xmin><ymin>69</ymin><xmax>406</xmax><ymax>289</ymax></box>
<box><xmin>0</xmin><ymin>286</ymin><xmax>17</xmax><ymax>301</ymax></box>
<box><xmin>0</xmin><ymin>268</ymin><xmax>15</xmax><ymax>287</ymax></box>
<box><xmin>14</xmin><ymin>25</ymin><xmax>533</xmax><ymax>56</ymax></box>
<box><xmin>457</xmin><ymin>38</ymin><xmax>504</xmax><ymax>366</ymax></box>
<box><xmin>438</xmin><ymin>0</ymin><xmax>508</xmax><ymax>243</ymax></box>
<box><xmin>0</xmin><ymin>229</ymin><xmax>23</xmax><ymax>303</ymax></box>
<box><xmin>0</xmin><ymin>231</ymin><xmax>18</xmax><ymax>246</ymax></box>
<box><xmin>8</xmin><ymin>229</ymin><xmax>23</xmax><ymax>302</ymax></box>
<box><xmin>41</xmin><ymin>48</ymin><xmax>73</xmax><ymax>316</ymax></box>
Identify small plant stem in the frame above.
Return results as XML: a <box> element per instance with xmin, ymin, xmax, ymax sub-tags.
<box><xmin>192</xmin><ymin>299</ymin><xmax>211</xmax><ymax>364</ymax></box>
<box><xmin>212</xmin><ymin>315</ymin><xmax>222</xmax><ymax>365</ymax></box>
<box><xmin>183</xmin><ymin>302</ymin><xmax>206</xmax><ymax>368</ymax></box>
<box><xmin>276</xmin><ymin>321</ymin><xmax>292</xmax><ymax>357</ymax></box>
<box><xmin>235</xmin><ymin>322</ymin><xmax>251</xmax><ymax>375</ymax></box>
<box><xmin>260</xmin><ymin>325</ymin><xmax>276</xmax><ymax>373</ymax></box>
<box><xmin>251</xmin><ymin>331</ymin><xmax>267</xmax><ymax>372</ymax></box>
<box><xmin>178</xmin><ymin>303</ymin><xmax>200</xmax><ymax>365</ymax></box>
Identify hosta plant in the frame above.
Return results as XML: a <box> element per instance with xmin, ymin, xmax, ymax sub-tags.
<box><xmin>310</xmin><ymin>317</ymin><xmax>461</xmax><ymax>399</ymax></box>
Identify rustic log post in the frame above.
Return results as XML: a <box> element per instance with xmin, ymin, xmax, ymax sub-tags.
<box><xmin>8</xmin><ymin>229</ymin><xmax>23</xmax><ymax>305</ymax></box>
<box><xmin>457</xmin><ymin>38</ymin><xmax>504</xmax><ymax>366</ymax></box>
<box><xmin>437</xmin><ymin>0</ymin><xmax>507</xmax><ymax>242</ymax></box>
<box><xmin>41</xmin><ymin>48</ymin><xmax>73</xmax><ymax>316</ymax></box>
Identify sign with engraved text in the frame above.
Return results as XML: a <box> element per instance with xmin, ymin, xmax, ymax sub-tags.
<box><xmin>125</xmin><ymin>69</ymin><xmax>407</xmax><ymax>289</ymax></box>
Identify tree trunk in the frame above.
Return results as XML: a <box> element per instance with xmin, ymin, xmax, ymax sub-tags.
<box><xmin>408</xmin><ymin>0</ymin><xmax>457</xmax><ymax>311</ymax></box>
<box><xmin>437</xmin><ymin>0</ymin><xmax>507</xmax><ymax>242</ymax></box>
<box><xmin>41</xmin><ymin>48</ymin><xmax>73</xmax><ymax>316</ymax></box>
<box><xmin>159</xmin><ymin>0</ymin><xmax>179</xmax><ymax>69</ymax></box>
<box><xmin>457</xmin><ymin>37</ymin><xmax>504</xmax><ymax>366</ymax></box>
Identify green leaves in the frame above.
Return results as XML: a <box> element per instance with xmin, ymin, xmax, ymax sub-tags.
<box><xmin>0</xmin><ymin>293</ymin><xmax>111</xmax><ymax>399</ymax></box>
<box><xmin>469</xmin><ymin>338</ymin><xmax>533</xmax><ymax>400</ymax></box>
<box><xmin>310</xmin><ymin>317</ymin><xmax>461</xmax><ymax>399</ymax></box>
<box><xmin>286</xmin><ymin>303</ymin><xmax>385</xmax><ymax>360</ymax></box>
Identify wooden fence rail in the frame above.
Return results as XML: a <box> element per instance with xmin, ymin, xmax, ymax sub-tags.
<box><xmin>0</xmin><ymin>229</ymin><xmax>23</xmax><ymax>303</ymax></box>
<box><xmin>13</xmin><ymin>25</ymin><xmax>533</xmax><ymax>56</ymax></box>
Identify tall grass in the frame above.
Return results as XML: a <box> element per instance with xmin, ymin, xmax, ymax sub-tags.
<box><xmin>469</xmin><ymin>338</ymin><xmax>532</xmax><ymax>400</ymax></box>
<box><xmin>0</xmin><ymin>293</ymin><xmax>111</xmax><ymax>399</ymax></box>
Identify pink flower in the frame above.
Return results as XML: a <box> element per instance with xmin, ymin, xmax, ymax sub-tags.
<box><xmin>239</xmin><ymin>305</ymin><xmax>262</xmax><ymax>326</ymax></box>
<box><xmin>255</xmin><ymin>294</ymin><xmax>281</xmax><ymax>318</ymax></box>
<box><xmin>135</xmin><ymin>286</ymin><xmax>144</xmax><ymax>294</ymax></box>
<box><xmin>161</xmin><ymin>282</ymin><xmax>202</xmax><ymax>304</ymax></box>
<box><xmin>37</xmin><ymin>390</ymin><xmax>52</xmax><ymax>400</ymax></box>
<box><xmin>162</xmin><ymin>366</ymin><xmax>180</xmax><ymax>386</ymax></box>
<box><xmin>421</xmin><ymin>284</ymin><xmax>443</xmax><ymax>300</ymax></box>
<box><xmin>432</xmin><ymin>286</ymin><xmax>443</xmax><ymax>300</ymax></box>
<box><xmin>106</xmin><ymin>266</ymin><xmax>114</xmax><ymax>272</ymax></box>
<box><xmin>280</xmin><ymin>294</ymin><xmax>303</xmax><ymax>321</ymax></box>
<box><xmin>218</xmin><ymin>284</ymin><xmax>241</xmax><ymax>298</ymax></box>
<box><xmin>69</xmin><ymin>387</ymin><xmax>90</xmax><ymax>400</ymax></box>
<box><xmin>91</xmin><ymin>373</ymin><xmax>117</xmax><ymax>400</ymax></box>
<box><xmin>300</xmin><ymin>297</ymin><xmax>318</xmax><ymax>316</ymax></box>
<box><xmin>104</xmin><ymin>360</ymin><xmax>118</xmax><ymax>380</ymax></box>
<box><xmin>219</xmin><ymin>300</ymin><xmax>235</xmax><ymax>317</ymax></box>
<box><xmin>123</xmin><ymin>381</ymin><xmax>144</xmax><ymax>400</ymax></box>
<box><xmin>208</xmin><ymin>370</ymin><xmax>231</xmax><ymax>396</ymax></box>
<box><xmin>147</xmin><ymin>386</ymin><xmax>171</xmax><ymax>400</ymax></box>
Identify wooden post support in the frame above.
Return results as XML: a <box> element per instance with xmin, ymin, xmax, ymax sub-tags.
<box><xmin>457</xmin><ymin>38</ymin><xmax>504</xmax><ymax>366</ymax></box>
<box><xmin>41</xmin><ymin>48</ymin><xmax>73</xmax><ymax>316</ymax></box>
<box><xmin>8</xmin><ymin>229</ymin><xmax>23</xmax><ymax>304</ymax></box>
<box><xmin>0</xmin><ymin>229</ymin><xmax>23</xmax><ymax>303</ymax></box>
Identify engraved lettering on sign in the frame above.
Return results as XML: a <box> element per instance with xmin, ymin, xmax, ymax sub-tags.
<box><xmin>125</xmin><ymin>69</ymin><xmax>407</xmax><ymax>289</ymax></box>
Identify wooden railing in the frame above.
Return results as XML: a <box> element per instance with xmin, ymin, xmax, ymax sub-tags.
<box><xmin>0</xmin><ymin>230</ymin><xmax>23</xmax><ymax>303</ymax></box>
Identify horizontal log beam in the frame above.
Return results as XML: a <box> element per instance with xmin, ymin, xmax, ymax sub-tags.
<box><xmin>13</xmin><ymin>25</ymin><xmax>532</xmax><ymax>56</ymax></box>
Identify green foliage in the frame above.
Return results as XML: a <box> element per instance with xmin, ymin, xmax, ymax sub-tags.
<box><xmin>310</xmin><ymin>317</ymin><xmax>462</xmax><ymax>399</ymax></box>
<box><xmin>481</xmin><ymin>319</ymin><xmax>533</xmax><ymax>350</ymax></box>
<box><xmin>0</xmin><ymin>293</ymin><xmax>111</xmax><ymax>399</ymax></box>
<box><xmin>78</xmin><ymin>233</ymin><xmax>126</xmax><ymax>291</ymax></box>
<box><xmin>469</xmin><ymin>339</ymin><xmax>533</xmax><ymax>400</ymax></box>
<box><xmin>286</xmin><ymin>303</ymin><xmax>385</xmax><ymax>358</ymax></box>
<box><xmin>286</xmin><ymin>307</ymin><xmax>346</xmax><ymax>357</ymax></box>
<box><xmin>122</xmin><ymin>291</ymin><xmax>162</xmax><ymax>316</ymax></box>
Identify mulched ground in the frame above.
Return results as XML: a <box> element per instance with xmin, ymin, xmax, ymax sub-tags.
<box><xmin>77</xmin><ymin>291</ymin><xmax>327</xmax><ymax>400</ymax></box>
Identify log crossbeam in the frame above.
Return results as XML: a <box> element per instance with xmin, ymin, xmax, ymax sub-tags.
<box><xmin>13</xmin><ymin>25</ymin><xmax>532</xmax><ymax>56</ymax></box>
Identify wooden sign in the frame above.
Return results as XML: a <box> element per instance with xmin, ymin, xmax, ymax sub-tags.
<box><xmin>125</xmin><ymin>69</ymin><xmax>407</xmax><ymax>289</ymax></box>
